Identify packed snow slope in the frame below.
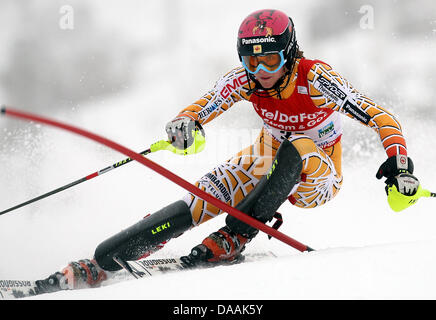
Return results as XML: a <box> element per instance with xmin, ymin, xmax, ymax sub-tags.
<box><xmin>0</xmin><ymin>0</ymin><xmax>436</xmax><ymax>300</ymax></box>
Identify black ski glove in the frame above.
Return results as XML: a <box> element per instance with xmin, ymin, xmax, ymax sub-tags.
<box><xmin>376</xmin><ymin>155</ymin><xmax>419</xmax><ymax>196</ymax></box>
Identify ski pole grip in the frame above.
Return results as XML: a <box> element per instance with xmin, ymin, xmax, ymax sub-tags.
<box><xmin>150</xmin><ymin>140</ymin><xmax>172</xmax><ymax>153</ymax></box>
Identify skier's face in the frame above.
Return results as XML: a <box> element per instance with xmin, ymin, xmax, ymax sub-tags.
<box><xmin>254</xmin><ymin>67</ymin><xmax>286</xmax><ymax>89</ymax></box>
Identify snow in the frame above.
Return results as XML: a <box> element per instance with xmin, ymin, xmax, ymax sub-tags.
<box><xmin>1</xmin><ymin>0</ymin><xmax>436</xmax><ymax>301</ymax></box>
<box><xmin>27</xmin><ymin>240</ymin><xmax>436</xmax><ymax>300</ymax></box>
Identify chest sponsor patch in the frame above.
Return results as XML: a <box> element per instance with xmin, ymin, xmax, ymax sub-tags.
<box><xmin>254</xmin><ymin>104</ymin><xmax>330</xmax><ymax>131</ymax></box>
<box><xmin>318</xmin><ymin>121</ymin><xmax>335</xmax><ymax>138</ymax></box>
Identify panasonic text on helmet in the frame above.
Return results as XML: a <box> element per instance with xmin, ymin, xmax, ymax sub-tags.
<box><xmin>241</xmin><ymin>37</ymin><xmax>276</xmax><ymax>45</ymax></box>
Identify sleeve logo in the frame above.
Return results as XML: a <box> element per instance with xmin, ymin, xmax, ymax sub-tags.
<box><xmin>342</xmin><ymin>100</ymin><xmax>371</xmax><ymax>125</ymax></box>
<box><xmin>314</xmin><ymin>75</ymin><xmax>347</xmax><ymax>104</ymax></box>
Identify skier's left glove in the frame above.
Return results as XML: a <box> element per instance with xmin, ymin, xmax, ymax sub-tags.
<box><xmin>376</xmin><ymin>154</ymin><xmax>419</xmax><ymax>196</ymax></box>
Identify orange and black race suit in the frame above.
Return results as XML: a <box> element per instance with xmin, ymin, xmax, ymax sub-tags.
<box><xmin>174</xmin><ymin>58</ymin><xmax>407</xmax><ymax>226</ymax></box>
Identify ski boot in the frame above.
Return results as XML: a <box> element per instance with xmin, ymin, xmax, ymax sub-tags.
<box><xmin>180</xmin><ymin>226</ymin><xmax>251</xmax><ymax>267</ymax></box>
<box><xmin>61</xmin><ymin>258</ymin><xmax>108</xmax><ymax>289</ymax></box>
<box><xmin>35</xmin><ymin>258</ymin><xmax>108</xmax><ymax>293</ymax></box>
<box><xmin>34</xmin><ymin>272</ymin><xmax>69</xmax><ymax>294</ymax></box>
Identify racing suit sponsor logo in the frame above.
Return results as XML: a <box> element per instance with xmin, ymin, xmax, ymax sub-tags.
<box><xmin>259</xmin><ymin>108</ymin><xmax>328</xmax><ymax>123</ymax></box>
<box><xmin>318</xmin><ymin>121</ymin><xmax>335</xmax><ymax>138</ymax></box>
<box><xmin>342</xmin><ymin>100</ymin><xmax>371</xmax><ymax>125</ymax></box>
<box><xmin>257</xmin><ymin>107</ymin><xmax>329</xmax><ymax>130</ymax></box>
<box><xmin>219</xmin><ymin>73</ymin><xmax>248</xmax><ymax>99</ymax></box>
<box><xmin>264</xmin><ymin>112</ymin><xmax>343</xmax><ymax>150</ymax></box>
<box><xmin>198</xmin><ymin>98</ymin><xmax>223</xmax><ymax>119</ymax></box>
<box><xmin>314</xmin><ymin>75</ymin><xmax>347</xmax><ymax>104</ymax></box>
<box><xmin>205</xmin><ymin>173</ymin><xmax>231</xmax><ymax>203</ymax></box>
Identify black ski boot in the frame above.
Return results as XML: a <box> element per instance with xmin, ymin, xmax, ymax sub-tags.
<box><xmin>34</xmin><ymin>272</ymin><xmax>68</xmax><ymax>294</ymax></box>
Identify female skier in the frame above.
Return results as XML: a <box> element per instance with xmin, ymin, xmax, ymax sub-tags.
<box><xmin>37</xmin><ymin>9</ymin><xmax>420</xmax><ymax>291</ymax></box>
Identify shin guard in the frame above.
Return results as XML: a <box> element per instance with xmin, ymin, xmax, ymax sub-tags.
<box><xmin>94</xmin><ymin>200</ymin><xmax>193</xmax><ymax>271</ymax></box>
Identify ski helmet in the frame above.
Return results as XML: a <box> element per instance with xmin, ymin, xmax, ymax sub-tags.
<box><xmin>237</xmin><ymin>9</ymin><xmax>298</xmax><ymax>72</ymax></box>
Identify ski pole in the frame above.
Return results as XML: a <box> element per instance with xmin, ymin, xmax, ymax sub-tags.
<box><xmin>0</xmin><ymin>109</ymin><xmax>206</xmax><ymax>216</ymax></box>
<box><xmin>0</xmin><ymin>147</ymin><xmax>156</xmax><ymax>216</ymax></box>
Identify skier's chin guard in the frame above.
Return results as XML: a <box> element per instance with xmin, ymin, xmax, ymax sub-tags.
<box><xmin>226</xmin><ymin>139</ymin><xmax>303</xmax><ymax>238</ymax></box>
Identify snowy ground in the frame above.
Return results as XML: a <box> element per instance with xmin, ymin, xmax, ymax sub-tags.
<box><xmin>1</xmin><ymin>0</ymin><xmax>436</xmax><ymax>302</ymax></box>
<box><xmin>28</xmin><ymin>239</ymin><xmax>436</xmax><ymax>300</ymax></box>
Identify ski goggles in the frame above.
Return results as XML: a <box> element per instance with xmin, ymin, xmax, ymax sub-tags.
<box><xmin>241</xmin><ymin>51</ymin><xmax>286</xmax><ymax>74</ymax></box>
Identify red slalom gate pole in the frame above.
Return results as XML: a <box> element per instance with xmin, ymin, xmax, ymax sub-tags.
<box><xmin>1</xmin><ymin>106</ymin><xmax>314</xmax><ymax>252</ymax></box>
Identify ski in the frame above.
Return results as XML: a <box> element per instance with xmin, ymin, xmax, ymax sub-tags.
<box><xmin>0</xmin><ymin>280</ymin><xmax>41</xmax><ymax>299</ymax></box>
<box><xmin>0</xmin><ymin>251</ymin><xmax>276</xmax><ymax>299</ymax></box>
<box><xmin>120</xmin><ymin>251</ymin><xmax>276</xmax><ymax>279</ymax></box>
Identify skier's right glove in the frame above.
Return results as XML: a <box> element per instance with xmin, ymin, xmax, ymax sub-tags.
<box><xmin>376</xmin><ymin>154</ymin><xmax>420</xmax><ymax>196</ymax></box>
<box><xmin>164</xmin><ymin>116</ymin><xmax>206</xmax><ymax>155</ymax></box>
